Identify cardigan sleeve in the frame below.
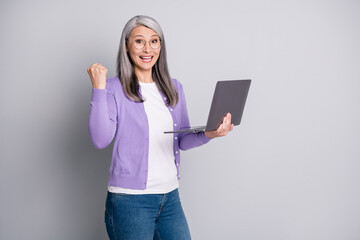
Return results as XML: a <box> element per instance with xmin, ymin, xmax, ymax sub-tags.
<box><xmin>88</xmin><ymin>80</ymin><xmax>117</xmax><ymax>149</ymax></box>
<box><xmin>177</xmin><ymin>81</ymin><xmax>212</xmax><ymax>150</ymax></box>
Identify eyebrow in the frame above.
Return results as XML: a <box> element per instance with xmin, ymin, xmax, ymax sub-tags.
<box><xmin>133</xmin><ymin>34</ymin><xmax>159</xmax><ymax>38</ymax></box>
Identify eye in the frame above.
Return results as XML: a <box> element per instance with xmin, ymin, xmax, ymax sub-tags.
<box><xmin>135</xmin><ymin>39</ymin><xmax>144</xmax><ymax>44</ymax></box>
<box><xmin>151</xmin><ymin>38</ymin><xmax>159</xmax><ymax>43</ymax></box>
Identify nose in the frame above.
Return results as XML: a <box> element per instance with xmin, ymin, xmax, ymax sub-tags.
<box><xmin>143</xmin><ymin>41</ymin><xmax>151</xmax><ymax>53</ymax></box>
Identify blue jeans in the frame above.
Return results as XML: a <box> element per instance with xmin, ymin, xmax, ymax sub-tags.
<box><xmin>105</xmin><ymin>188</ymin><xmax>192</xmax><ymax>240</ymax></box>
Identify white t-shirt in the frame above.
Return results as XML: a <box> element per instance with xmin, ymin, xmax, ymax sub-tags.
<box><xmin>108</xmin><ymin>81</ymin><xmax>179</xmax><ymax>194</ymax></box>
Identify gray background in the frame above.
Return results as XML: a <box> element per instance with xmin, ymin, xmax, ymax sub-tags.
<box><xmin>1</xmin><ymin>0</ymin><xmax>359</xmax><ymax>239</ymax></box>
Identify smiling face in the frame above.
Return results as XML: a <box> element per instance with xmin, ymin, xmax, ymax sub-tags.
<box><xmin>126</xmin><ymin>25</ymin><xmax>161</xmax><ymax>75</ymax></box>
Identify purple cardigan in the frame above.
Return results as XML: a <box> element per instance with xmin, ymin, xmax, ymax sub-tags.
<box><xmin>88</xmin><ymin>76</ymin><xmax>212</xmax><ymax>190</ymax></box>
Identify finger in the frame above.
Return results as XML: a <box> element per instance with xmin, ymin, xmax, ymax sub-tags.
<box><xmin>90</xmin><ymin>63</ymin><xmax>98</xmax><ymax>68</ymax></box>
<box><xmin>220</xmin><ymin>124</ymin><xmax>226</xmax><ymax>134</ymax></box>
<box><xmin>223</xmin><ymin>115</ymin><xmax>228</xmax><ymax>127</ymax></box>
<box><xmin>226</xmin><ymin>113</ymin><xmax>231</xmax><ymax>123</ymax></box>
<box><xmin>217</xmin><ymin>124</ymin><xmax>223</xmax><ymax>133</ymax></box>
<box><xmin>225</xmin><ymin>116</ymin><xmax>230</xmax><ymax>129</ymax></box>
<box><xmin>224</xmin><ymin>122</ymin><xmax>230</xmax><ymax>132</ymax></box>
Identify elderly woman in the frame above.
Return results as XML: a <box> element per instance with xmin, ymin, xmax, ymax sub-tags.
<box><xmin>87</xmin><ymin>15</ymin><xmax>233</xmax><ymax>240</ymax></box>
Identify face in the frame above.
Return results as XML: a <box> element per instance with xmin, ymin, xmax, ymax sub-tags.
<box><xmin>126</xmin><ymin>25</ymin><xmax>161</xmax><ymax>73</ymax></box>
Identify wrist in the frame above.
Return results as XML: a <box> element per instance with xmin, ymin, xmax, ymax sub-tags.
<box><xmin>204</xmin><ymin>131</ymin><xmax>214</xmax><ymax>139</ymax></box>
<box><xmin>93</xmin><ymin>84</ymin><xmax>106</xmax><ymax>89</ymax></box>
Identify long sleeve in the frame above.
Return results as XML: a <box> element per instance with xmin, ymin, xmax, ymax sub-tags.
<box><xmin>177</xmin><ymin>82</ymin><xmax>212</xmax><ymax>150</ymax></box>
<box><xmin>88</xmin><ymin>85</ymin><xmax>117</xmax><ymax>149</ymax></box>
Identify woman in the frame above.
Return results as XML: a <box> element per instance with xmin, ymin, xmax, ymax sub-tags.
<box><xmin>87</xmin><ymin>15</ymin><xmax>233</xmax><ymax>240</ymax></box>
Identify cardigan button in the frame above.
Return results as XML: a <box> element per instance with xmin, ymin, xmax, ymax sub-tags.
<box><xmin>174</xmin><ymin>137</ymin><xmax>177</xmax><ymax>140</ymax></box>
<box><xmin>174</xmin><ymin>123</ymin><xmax>177</xmax><ymax>127</ymax></box>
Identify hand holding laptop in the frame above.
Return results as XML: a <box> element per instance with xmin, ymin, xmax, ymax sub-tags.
<box><xmin>164</xmin><ymin>79</ymin><xmax>251</xmax><ymax>135</ymax></box>
<box><xmin>204</xmin><ymin>112</ymin><xmax>234</xmax><ymax>139</ymax></box>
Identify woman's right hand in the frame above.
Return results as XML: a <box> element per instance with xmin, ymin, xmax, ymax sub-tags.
<box><xmin>87</xmin><ymin>63</ymin><xmax>108</xmax><ymax>89</ymax></box>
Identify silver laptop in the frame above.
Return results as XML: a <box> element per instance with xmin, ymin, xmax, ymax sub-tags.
<box><xmin>164</xmin><ymin>79</ymin><xmax>251</xmax><ymax>134</ymax></box>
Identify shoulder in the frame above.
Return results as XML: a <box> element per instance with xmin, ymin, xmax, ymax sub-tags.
<box><xmin>105</xmin><ymin>75</ymin><xmax>123</xmax><ymax>95</ymax></box>
<box><xmin>106</xmin><ymin>75</ymin><xmax>121</xmax><ymax>87</ymax></box>
<box><xmin>171</xmin><ymin>78</ymin><xmax>184</xmax><ymax>92</ymax></box>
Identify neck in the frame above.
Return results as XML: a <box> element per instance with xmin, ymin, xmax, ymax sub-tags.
<box><xmin>135</xmin><ymin>67</ymin><xmax>154</xmax><ymax>83</ymax></box>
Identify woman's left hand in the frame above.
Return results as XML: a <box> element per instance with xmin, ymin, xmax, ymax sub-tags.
<box><xmin>204</xmin><ymin>113</ymin><xmax>234</xmax><ymax>139</ymax></box>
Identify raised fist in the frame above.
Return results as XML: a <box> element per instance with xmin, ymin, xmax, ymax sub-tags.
<box><xmin>87</xmin><ymin>63</ymin><xmax>108</xmax><ymax>89</ymax></box>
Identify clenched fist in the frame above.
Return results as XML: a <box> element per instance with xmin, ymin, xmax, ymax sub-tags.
<box><xmin>87</xmin><ymin>63</ymin><xmax>108</xmax><ymax>89</ymax></box>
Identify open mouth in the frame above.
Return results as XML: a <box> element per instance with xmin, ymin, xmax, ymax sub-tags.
<box><xmin>139</xmin><ymin>56</ymin><xmax>153</xmax><ymax>63</ymax></box>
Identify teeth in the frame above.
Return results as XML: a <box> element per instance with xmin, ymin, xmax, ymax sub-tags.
<box><xmin>141</xmin><ymin>56</ymin><xmax>152</xmax><ymax>59</ymax></box>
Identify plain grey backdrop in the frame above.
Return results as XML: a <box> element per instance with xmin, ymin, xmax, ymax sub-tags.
<box><xmin>1</xmin><ymin>0</ymin><xmax>359</xmax><ymax>239</ymax></box>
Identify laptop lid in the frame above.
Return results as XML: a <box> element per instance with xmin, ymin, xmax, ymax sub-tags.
<box><xmin>204</xmin><ymin>79</ymin><xmax>251</xmax><ymax>131</ymax></box>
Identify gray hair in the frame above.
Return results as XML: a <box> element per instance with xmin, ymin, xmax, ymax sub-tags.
<box><xmin>116</xmin><ymin>15</ymin><xmax>178</xmax><ymax>107</ymax></box>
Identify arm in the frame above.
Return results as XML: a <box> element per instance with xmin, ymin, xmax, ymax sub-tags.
<box><xmin>177</xmin><ymin>82</ymin><xmax>212</xmax><ymax>150</ymax></box>
<box><xmin>88</xmin><ymin>84</ymin><xmax>117</xmax><ymax>149</ymax></box>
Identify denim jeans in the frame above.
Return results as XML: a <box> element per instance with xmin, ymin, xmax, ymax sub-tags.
<box><xmin>105</xmin><ymin>188</ymin><xmax>192</xmax><ymax>240</ymax></box>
